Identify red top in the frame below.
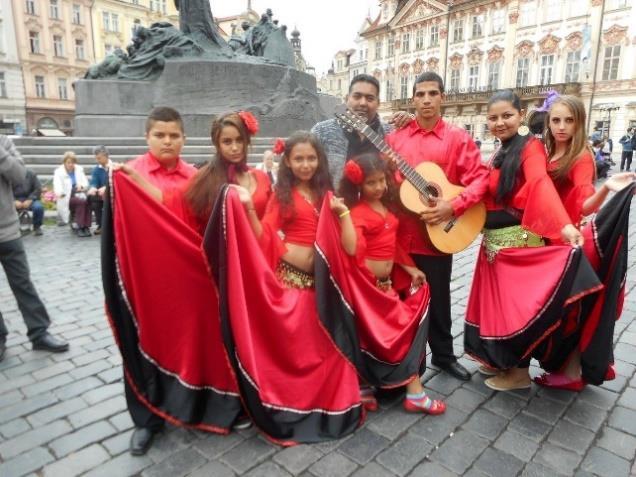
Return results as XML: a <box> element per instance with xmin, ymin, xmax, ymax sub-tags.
<box><xmin>250</xmin><ymin>168</ymin><xmax>273</xmax><ymax>219</ymax></box>
<box><xmin>547</xmin><ymin>151</ymin><xmax>596</xmax><ymax>227</ymax></box>
<box><xmin>486</xmin><ymin>137</ymin><xmax>572</xmax><ymax>241</ymax></box>
<box><xmin>385</xmin><ymin>118</ymin><xmax>489</xmax><ymax>255</ymax></box>
<box><xmin>128</xmin><ymin>152</ymin><xmax>196</xmax><ymax>192</ymax></box>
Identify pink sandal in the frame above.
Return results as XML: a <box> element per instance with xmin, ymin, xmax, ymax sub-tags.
<box><xmin>534</xmin><ymin>372</ymin><xmax>585</xmax><ymax>391</ymax></box>
<box><xmin>403</xmin><ymin>393</ymin><xmax>446</xmax><ymax>415</ymax></box>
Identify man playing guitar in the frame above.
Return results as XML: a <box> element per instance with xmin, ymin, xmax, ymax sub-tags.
<box><xmin>385</xmin><ymin>72</ymin><xmax>489</xmax><ymax>381</ymax></box>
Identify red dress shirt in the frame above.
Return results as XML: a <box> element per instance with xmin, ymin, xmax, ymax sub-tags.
<box><xmin>128</xmin><ymin>151</ymin><xmax>196</xmax><ymax>192</ymax></box>
<box><xmin>547</xmin><ymin>151</ymin><xmax>596</xmax><ymax>227</ymax></box>
<box><xmin>385</xmin><ymin>118</ymin><xmax>489</xmax><ymax>255</ymax></box>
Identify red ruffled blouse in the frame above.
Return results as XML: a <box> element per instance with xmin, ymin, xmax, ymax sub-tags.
<box><xmin>547</xmin><ymin>151</ymin><xmax>596</xmax><ymax>227</ymax></box>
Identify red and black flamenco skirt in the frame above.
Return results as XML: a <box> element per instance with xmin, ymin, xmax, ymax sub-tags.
<box><xmin>202</xmin><ymin>186</ymin><xmax>363</xmax><ymax>445</ymax></box>
<box><xmin>313</xmin><ymin>193</ymin><xmax>431</xmax><ymax>389</ymax></box>
<box><xmin>464</xmin><ymin>242</ymin><xmax>602</xmax><ymax>370</ymax></box>
<box><xmin>536</xmin><ymin>183</ymin><xmax>635</xmax><ymax>384</ymax></box>
<box><xmin>103</xmin><ymin>174</ymin><xmax>363</xmax><ymax>445</ymax></box>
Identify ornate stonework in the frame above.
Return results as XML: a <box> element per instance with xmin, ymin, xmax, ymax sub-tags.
<box><xmin>602</xmin><ymin>24</ymin><xmax>629</xmax><ymax>46</ymax></box>
<box><xmin>426</xmin><ymin>57</ymin><xmax>439</xmax><ymax>72</ymax></box>
<box><xmin>487</xmin><ymin>45</ymin><xmax>504</xmax><ymax>63</ymax></box>
<box><xmin>538</xmin><ymin>34</ymin><xmax>560</xmax><ymax>54</ymax></box>
<box><xmin>508</xmin><ymin>11</ymin><xmax>519</xmax><ymax>24</ymax></box>
<box><xmin>400</xmin><ymin>62</ymin><xmax>410</xmax><ymax>74</ymax></box>
<box><xmin>515</xmin><ymin>40</ymin><xmax>534</xmax><ymax>58</ymax></box>
<box><xmin>373</xmin><ymin>68</ymin><xmax>382</xmax><ymax>79</ymax></box>
<box><xmin>564</xmin><ymin>32</ymin><xmax>583</xmax><ymax>51</ymax></box>
<box><xmin>449</xmin><ymin>53</ymin><xmax>463</xmax><ymax>69</ymax></box>
<box><xmin>591</xmin><ymin>0</ymin><xmax>603</xmax><ymax>6</ymax></box>
<box><xmin>467</xmin><ymin>47</ymin><xmax>483</xmax><ymax>65</ymax></box>
<box><xmin>440</xmin><ymin>28</ymin><xmax>448</xmax><ymax>40</ymax></box>
<box><xmin>412</xmin><ymin>58</ymin><xmax>424</xmax><ymax>74</ymax></box>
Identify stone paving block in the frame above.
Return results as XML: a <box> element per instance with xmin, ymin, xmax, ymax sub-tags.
<box><xmin>21</xmin><ymin>372</ymin><xmax>74</xmax><ymax>398</ymax></box>
<box><xmin>580</xmin><ymin>446</ymin><xmax>631</xmax><ymax>476</ymax></box>
<box><xmin>614</xmin><ymin>343</ymin><xmax>636</xmax><ymax>365</ymax></box>
<box><xmin>187</xmin><ymin>460</ymin><xmax>236</xmax><ymax>477</ymax></box>
<box><xmin>27</xmin><ymin>396</ymin><xmax>87</xmax><ymax>426</ymax></box>
<box><xmin>53</xmin><ymin>376</ymin><xmax>102</xmax><ymax>400</ymax></box>
<box><xmin>141</xmin><ymin>447</ymin><xmax>208</xmax><ymax>477</ymax></box>
<box><xmin>424</xmin><ymin>372</ymin><xmax>465</xmax><ymax>396</ymax></box>
<box><xmin>0</xmin><ymin>417</ymin><xmax>31</xmax><ymax>439</ymax></box>
<box><xmin>0</xmin><ymin>373</ymin><xmax>35</xmax><ymax>396</ymax></box>
<box><xmin>0</xmin><ymin>419</ymin><xmax>72</xmax><ymax>459</ymax></box>
<box><xmin>0</xmin><ymin>354</ymin><xmax>23</xmax><ymax>372</ymax></box>
<box><xmin>102</xmin><ymin>428</ymin><xmax>134</xmax><ymax>456</ymax></box>
<box><xmin>308</xmin><ymin>452</ymin><xmax>358</xmax><ymax>477</ymax></box>
<box><xmin>461</xmin><ymin>408</ymin><xmax>507</xmax><ymax>440</ymax></box>
<box><xmin>508</xmin><ymin>412</ymin><xmax>552</xmax><ymax>443</ymax></box>
<box><xmin>146</xmin><ymin>427</ymin><xmax>200</xmax><ymax>463</ymax></box>
<box><xmin>576</xmin><ymin>385</ymin><xmax>619</xmax><ymax>410</ymax></box>
<box><xmin>0</xmin><ymin>446</ymin><xmax>54</xmax><ymax>477</ymax></box>
<box><xmin>0</xmin><ymin>389</ymin><xmax>23</xmax><ymax>408</ymax></box>
<box><xmin>3</xmin><ymin>357</ymin><xmax>54</xmax><ymax>379</ymax></box>
<box><xmin>220</xmin><ymin>436</ymin><xmax>277</xmax><ymax>474</ymax></box>
<box><xmin>97</xmin><ymin>366</ymin><xmax>123</xmax><ymax>384</ymax></box>
<box><xmin>50</xmin><ymin>420</ymin><xmax>118</xmax><ymax>457</ymax></box>
<box><xmin>69</xmin><ymin>359</ymin><xmax>113</xmax><ymax>380</ymax></box>
<box><xmin>617</xmin><ymin>386</ymin><xmax>636</xmax><ymax>410</ymax></box>
<box><xmin>521</xmin><ymin>461</ymin><xmax>567</xmax><ymax>477</ymax></box>
<box><xmin>535</xmin><ymin>386</ymin><xmax>578</xmax><ymax>404</ymax></box>
<box><xmin>42</xmin><ymin>443</ymin><xmax>110</xmax><ymax>477</ymax></box>
<box><xmin>409</xmin><ymin>406</ymin><xmax>468</xmax><ymax>445</ymax></box>
<box><xmin>82</xmin><ymin>381</ymin><xmax>123</xmax><ymax>405</ymax></box>
<box><xmin>68</xmin><ymin>395</ymin><xmax>126</xmax><ymax>428</ymax></box>
<box><xmin>192</xmin><ymin>432</ymin><xmax>244</xmax><ymax>460</ymax></box>
<box><xmin>523</xmin><ymin>395</ymin><xmax>569</xmax><ymax>425</ymax></box>
<box><xmin>242</xmin><ymin>461</ymin><xmax>293</xmax><ymax>477</ymax></box>
<box><xmin>461</xmin><ymin>376</ymin><xmax>495</xmax><ymax>398</ymax></box>
<box><xmin>337</xmin><ymin>428</ymin><xmax>389</xmax><ymax>465</ymax></box>
<box><xmin>483</xmin><ymin>392</ymin><xmax>525</xmax><ymax>419</ymax></box>
<box><xmin>375</xmin><ymin>432</ymin><xmax>432</xmax><ymax>476</ymax></box>
<box><xmin>0</xmin><ymin>392</ymin><xmax>59</xmax><ymax>423</ymax></box>
<box><xmin>410</xmin><ymin>460</ymin><xmax>459</xmax><ymax>477</ymax></box>
<box><xmin>445</xmin><ymin>387</ymin><xmax>487</xmax><ymax>413</ymax></box>
<box><xmin>563</xmin><ymin>399</ymin><xmax>608</xmax><ymax>432</ymax></box>
<box><xmin>108</xmin><ymin>410</ymin><xmax>134</xmax><ymax>432</ymax></box>
<box><xmin>429</xmin><ymin>429</ymin><xmax>490</xmax><ymax>475</ymax></box>
<box><xmin>83</xmin><ymin>451</ymin><xmax>154</xmax><ymax>477</ymax></box>
<box><xmin>350</xmin><ymin>462</ymin><xmax>396</xmax><ymax>477</ymax></box>
<box><xmin>608</xmin><ymin>406</ymin><xmax>636</xmax><ymax>436</ymax></box>
<box><xmin>615</xmin><ymin>359</ymin><xmax>636</xmax><ymax>378</ymax></box>
<box><xmin>313</xmin><ymin>435</ymin><xmax>352</xmax><ymax>454</ymax></box>
<box><xmin>547</xmin><ymin>419</ymin><xmax>595</xmax><ymax>455</ymax></box>
<box><xmin>600</xmin><ymin>374</ymin><xmax>628</xmax><ymax>394</ymax></box>
<box><xmin>596</xmin><ymin>426</ymin><xmax>636</xmax><ymax>461</ymax></box>
<box><xmin>533</xmin><ymin>442</ymin><xmax>583</xmax><ymax>476</ymax></box>
<box><xmin>272</xmin><ymin>444</ymin><xmax>323</xmax><ymax>474</ymax></box>
<box><xmin>493</xmin><ymin>429</ymin><xmax>540</xmax><ymax>463</ymax></box>
<box><xmin>366</xmin><ymin>407</ymin><xmax>420</xmax><ymax>440</ymax></box>
<box><xmin>31</xmin><ymin>360</ymin><xmax>75</xmax><ymax>381</ymax></box>
<box><xmin>71</xmin><ymin>348</ymin><xmax>110</xmax><ymax>367</ymax></box>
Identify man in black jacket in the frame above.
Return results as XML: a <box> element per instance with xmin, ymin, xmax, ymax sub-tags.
<box><xmin>13</xmin><ymin>169</ymin><xmax>44</xmax><ymax>236</ymax></box>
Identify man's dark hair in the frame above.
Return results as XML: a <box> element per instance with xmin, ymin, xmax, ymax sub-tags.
<box><xmin>93</xmin><ymin>145</ymin><xmax>109</xmax><ymax>156</ymax></box>
<box><xmin>349</xmin><ymin>74</ymin><xmax>380</xmax><ymax>96</ymax></box>
<box><xmin>145</xmin><ymin>106</ymin><xmax>184</xmax><ymax>134</ymax></box>
<box><xmin>412</xmin><ymin>72</ymin><xmax>445</xmax><ymax>95</ymax></box>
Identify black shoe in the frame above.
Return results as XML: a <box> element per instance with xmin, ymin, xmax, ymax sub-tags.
<box><xmin>32</xmin><ymin>333</ymin><xmax>69</xmax><ymax>353</ymax></box>
<box><xmin>433</xmin><ymin>360</ymin><xmax>471</xmax><ymax>381</ymax></box>
<box><xmin>77</xmin><ymin>227</ymin><xmax>91</xmax><ymax>237</ymax></box>
<box><xmin>130</xmin><ymin>427</ymin><xmax>155</xmax><ymax>455</ymax></box>
<box><xmin>33</xmin><ymin>227</ymin><xmax>43</xmax><ymax>236</ymax></box>
<box><xmin>0</xmin><ymin>340</ymin><xmax>5</xmax><ymax>362</ymax></box>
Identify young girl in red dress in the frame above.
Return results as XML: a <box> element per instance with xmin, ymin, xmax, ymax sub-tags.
<box><xmin>330</xmin><ymin>153</ymin><xmax>445</xmax><ymax>414</ymax></box>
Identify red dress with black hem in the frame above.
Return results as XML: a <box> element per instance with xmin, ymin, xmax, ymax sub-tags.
<box><xmin>548</xmin><ymin>152</ymin><xmax>596</xmax><ymax>228</ymax></box>
<box><xmin>464</xmin><ymin>138</ymin><xmax>602</xmax><ymax>370</ymax></box>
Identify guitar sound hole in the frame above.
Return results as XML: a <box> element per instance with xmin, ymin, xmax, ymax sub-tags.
<box><xmin>425</xmin><ymin>185</ymin><xmax>439</xmax><ymax>198</ymax></box>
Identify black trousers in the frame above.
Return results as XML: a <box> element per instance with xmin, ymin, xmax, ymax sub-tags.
<box><xmin>124</xmin><ymin>377</ymin><xmax>164</xmax><ymax>431</ymax></box>
<box><xmin>620</xmin><ymin>151</ymin><xmax>633</xmax><ymax>171</ymax></box>
<box><xmin>88</xmin><ymin>195</ymin><xmax>104</xmax><ymax>227</ymax></box>
<box><xmin>411</xmin><ymin>254</ymin><xmax>456</xmax><ymax>365</ymax></box>
<box><xmin>0</xmin><ymin>238</ymin><xmax>50</xmax><ymax>342</ymax></box>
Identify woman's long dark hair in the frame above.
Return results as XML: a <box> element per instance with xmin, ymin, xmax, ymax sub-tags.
<box><xmin>338</xmin><ymin>153</ymin><xmax>397</xmax><ymax>209</ymax></box>
<box><xmin>489</xmin><ymin>90</ymin><xmax>532</xmax><ymax>205</ymax></box>
<box><xmin>185</xmin><ymin>112</ymin><xmax>251</xmax><ymax>220</ymax></box>
<box><xmin>275</xmin><ymin>131</ymin><xmax>332</xmax><ymax>218</ymax></box>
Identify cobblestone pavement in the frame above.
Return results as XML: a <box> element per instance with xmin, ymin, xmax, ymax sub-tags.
<box><xmin>0</xmin><ymin>203</ymin><xmax>635</xmax><ymax>477</ymax></box>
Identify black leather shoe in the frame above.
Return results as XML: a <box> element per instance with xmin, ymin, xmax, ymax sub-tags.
<box><xmin>434</xmin><ymin>361</ymin><xmax>471</xmax><ymax>381</ymax></box>
<box><xmin>130</xmin><ymin>427</ymin><xmax>155</xmax><ymax>455</ymax></box>
<box><xmin>0</xmin><ymin>340</ymin><xmax>5</xmax><ymax>362</ymax></box>
<box><xmin>32</xmin><ymin>333</ymin><xmax>69</xmax><ymax>353</ymax></box>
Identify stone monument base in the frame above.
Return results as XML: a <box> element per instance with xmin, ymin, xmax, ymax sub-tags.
<box><xmin>74</xmin><ymin>59</ymin><xmax>328</xmax><ymax>137</ymax></box>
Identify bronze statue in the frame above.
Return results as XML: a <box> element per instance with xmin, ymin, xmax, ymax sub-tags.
<box><xmin>173</xmin><ymin>0</ymin><xmax>228</xmax><ymax>50</ymax></box>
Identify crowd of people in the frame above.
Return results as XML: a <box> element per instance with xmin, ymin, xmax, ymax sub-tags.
<box><xmin>0</xmin><ymin>71</ymin><xmax>634</xmax><ymax>456</ymax></box>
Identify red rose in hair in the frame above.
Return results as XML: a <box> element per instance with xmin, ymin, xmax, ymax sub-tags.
<box><xmin>343</xmin><ymin>160</ymin><xmax>364</xmax><ymax>185</ymax></box>
<box><xmin>272</xmin><ymin>138</ymin><xmax>285</xmax><ymax>155</ymax></box>
<box><xmin>238</xmin><ymin>111</ymin><xmax>259</xmax><ymax>135</ymax></box>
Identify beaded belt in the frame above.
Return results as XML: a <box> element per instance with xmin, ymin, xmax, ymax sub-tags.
<box><xmin>483</xmin><ymin>225</ymin><xmax>544</xmax><ymax>263</ymax></box>
<box><xmin>376</xmin><ymin>276</ymin><xmax>392</xmax><ymax>292</ymax></box>
<box><xmin>275</xmin><ymin>260</ymin><xmax>315</xmax><ymax>289</ymax></box>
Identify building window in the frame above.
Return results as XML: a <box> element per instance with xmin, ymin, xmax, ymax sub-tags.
<box><xmin>468</xmin><ymin>65</ymin><xmax>479</xmax><ymax>91</ymax></box>
<box><xmin>50</xmin><ymin>0</ymin><xmax>59</xmax><ymax>20</ymax></box>
<box><xmin>102</xmin><ymin>12</ymin><xmax>110</xmax><ymax>32</ymax></box>
<box><xmin>337</xmin><ymin>59</ymin><xmax>343</xmax><ymax>70</ymax></box>
<box><xmin>72</xmin><ymin>4</ymin><xmax>81</xmax><ymax>24</ymax></box>
<box><xmin>545</xmin><ymin>0</ymin><xmax>561</xmax><ymax>22</ymax></box>
<box><xmin>58</xmin><ymin>78</ymin><xmax>68</xmax><ymax>100</ymax></box>
<box><xmin>105</xmin><ymin>44</ymin><xmax>113</xmax><ymax>56</ymax></box>
<box><xmin>150</xmin><ymin>0</ymin><xmax>167</xmax><ymax>14</ymax></box>
<box><xmin>75</xmin><ymin>39</ymin><xmax>85</xmax><ymax>60</ymax></box>
<box><xmin>385</xmin><ymin>80</ymin><xmax>394</xmax><ymax>101</ymax></box>
<box><xmin>0</xmin><ymin>19</ymin><xmax>4</xmax><ymax>53</ymax></box>
<box><xmin>565</xmin><ymin>50</ymin><xmax>580</xmax><ymax>82</ymax></box>
<box><xmin>516</xmin><ymin>57</ymin><xmax>530</xmax><ymax>87</ymax></box>
<box><xmin>29</xmin><ymin>31</ymin><xmax>40</xmax><ymax>54</ymax></box>
<box><xmin>453</xmin><ymin>20</ymin><xmax>463</xmax><ymax>42</ymax></box>
<box><xmin>375</xmin><ymin>39</ymin><xmax>383</xmax><ymax>59</ymax></box>
<box><xmin>400</xmin><ymin>75</ymin><xmax>409</xmax><ymax>99</ymax></box>
<box><xmin>0</xmin><ymin>72</ymin><xmax>6</xmax><ymax>98</ymax></box>
<box><xmin>35</xmin><ymin>75</ymin><xmax>46</xmax><ymax>98</ymax></box>
<box><xmin>430</xmin><ymin>25</ymin><xmax>439</xmax><ymax>46</ymax></box>
<box><xmin>415</xmin><ymin>29</ymin><xmax>424</xmax><ymax>50</ymax></box>
<box><xmin>25</xmin><ymin>0</ymin><xmax>36</xmax><ymax>15</ymax></box>
<box><xmin>387</xmin><ymin>35</ymin><xmax>395</xmax><ymax>57</ymax></box>
<box><xmin>491</xmin><ymin>9</ymin><xmax>505</xmax><ymax>34</ymax></box>
<box><xmin>607</xmin><ymin>0</ymin><xmax>628</xmax><ymax>9</ymax></box>
<box><xmin>111</xmin><ymin>14</ymin><xmax>119</xmax><ymax>33</ymax></box>
<box><xmin>53</xmin><ymin>35</ymin><xmax>64</xmax><ymax>57</ymax></box>
<box><xmin>487</xmin><ymin>63</ymin><xmax>500</xmax><ymax>90</ymax></box>
<box><xmin>540</xmin><ymin>54</ymin><xmax>554</xmax><ymax>85</ymax></box>
<box><xmin>520</xmin><ymin>1</ymin><xmax>537</xmax><ymax>27</ymax></box>
<box><xmin>602</xmin><ymin>45</ymin><xmax>620</xmax><ymax>80</ymax></box>
<box><xmin>450</xmin><ymin>69</ymin><xmax>460</xmax><ymax>91</ymax></box>
<box><xmin>401</xmin><ymin>32</ymin><xmax>410</xmax><ymax>53</ymax></box>
<box><xmin>471</xmin><ymin>15</ymin><xmax>484</xmax><ymax>38</ymax></box>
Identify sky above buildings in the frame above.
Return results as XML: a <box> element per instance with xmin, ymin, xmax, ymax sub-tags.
<box><xmin>213</xmin><ymin>0</ymin><xmax>381</xmax><ymax>75</ymax></box>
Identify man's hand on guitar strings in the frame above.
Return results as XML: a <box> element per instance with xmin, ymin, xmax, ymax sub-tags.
<box><xmin>418</xmin><ymin>199</ymin><xmax>454</xmax><ymax>226</ymax></box>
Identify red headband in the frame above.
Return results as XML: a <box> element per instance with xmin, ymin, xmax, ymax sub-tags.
<box><xmin>237</xmin><ymin>111</ymin><xmax>259</xmax><ymax>135</ymax></box>
<box><xmin>272</xmin><ymin>138</ymin><xmax>285</xmax><ymax>155</ymax></box>
<box><xmin>343</xmin><ymin>160</ymin><xmax>364</xmax><ymax>185</ymax></box>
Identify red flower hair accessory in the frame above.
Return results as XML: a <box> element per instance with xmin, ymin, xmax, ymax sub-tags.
<box><xmin>343</xmin><ymin>160</ymin><xmax>364</xmax><ymax>185</ymax></box>
<box><xmin>272</xmin><ymin>138</ymin><xmax>285</xmax><ymax>155</ymax></box>
<box><xmin>237</xmin><ymin>111</ymin><xmax>259</xmax><ymax>136</ymax></box>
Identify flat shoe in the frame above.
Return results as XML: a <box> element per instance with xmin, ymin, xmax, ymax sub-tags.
<box><xmin>484</xmin><ymin>376</ymin><xmax>531</xmax><ymax>392</ymax></box>
<box><xmin>478</xmin><ymin>365</ymin><xmax>498</xmax><ymax>376</ymax></box>
<box><xmin>533</xmin><ymin>373</ymin><xmax>584</xmax><ymax>392</ymax></box>
<box><xmin>403</xmin><ymin>397</ymin><xmax>446</xmax><ymax>415</ymax></box>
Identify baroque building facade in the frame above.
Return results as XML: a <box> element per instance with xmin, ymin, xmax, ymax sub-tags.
<box><xmin>324</xmin><ymin>0</ymin><xmax>636</xmax><ymax>143</ymax></box>
<box><xmin>0</xmin><ymin>0</ymin><xmax>26</xmax><ymax>134</ymax></box>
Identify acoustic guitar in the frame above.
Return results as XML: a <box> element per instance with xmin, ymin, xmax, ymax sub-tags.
<box><xmin>335</xmin><ymin>109</ymin><xmax>486</xmax><ymax>254</ymax></box>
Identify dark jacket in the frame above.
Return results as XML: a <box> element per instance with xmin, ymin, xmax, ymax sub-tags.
<box><xmin>89</xmin><ymin>164</ymin><xmax>108</xmax><ymax>189</ymax></box>
<box><xmin>12</xmin><ymin>169</ymin><xmax>41</xmax><ymax>201</ymax></box>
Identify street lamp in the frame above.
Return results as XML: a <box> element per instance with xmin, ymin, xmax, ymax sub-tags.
<box><xmin>601</xmin><ymin>105</ymin><xmax>619</xmax><ymax>139</ymax></box>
